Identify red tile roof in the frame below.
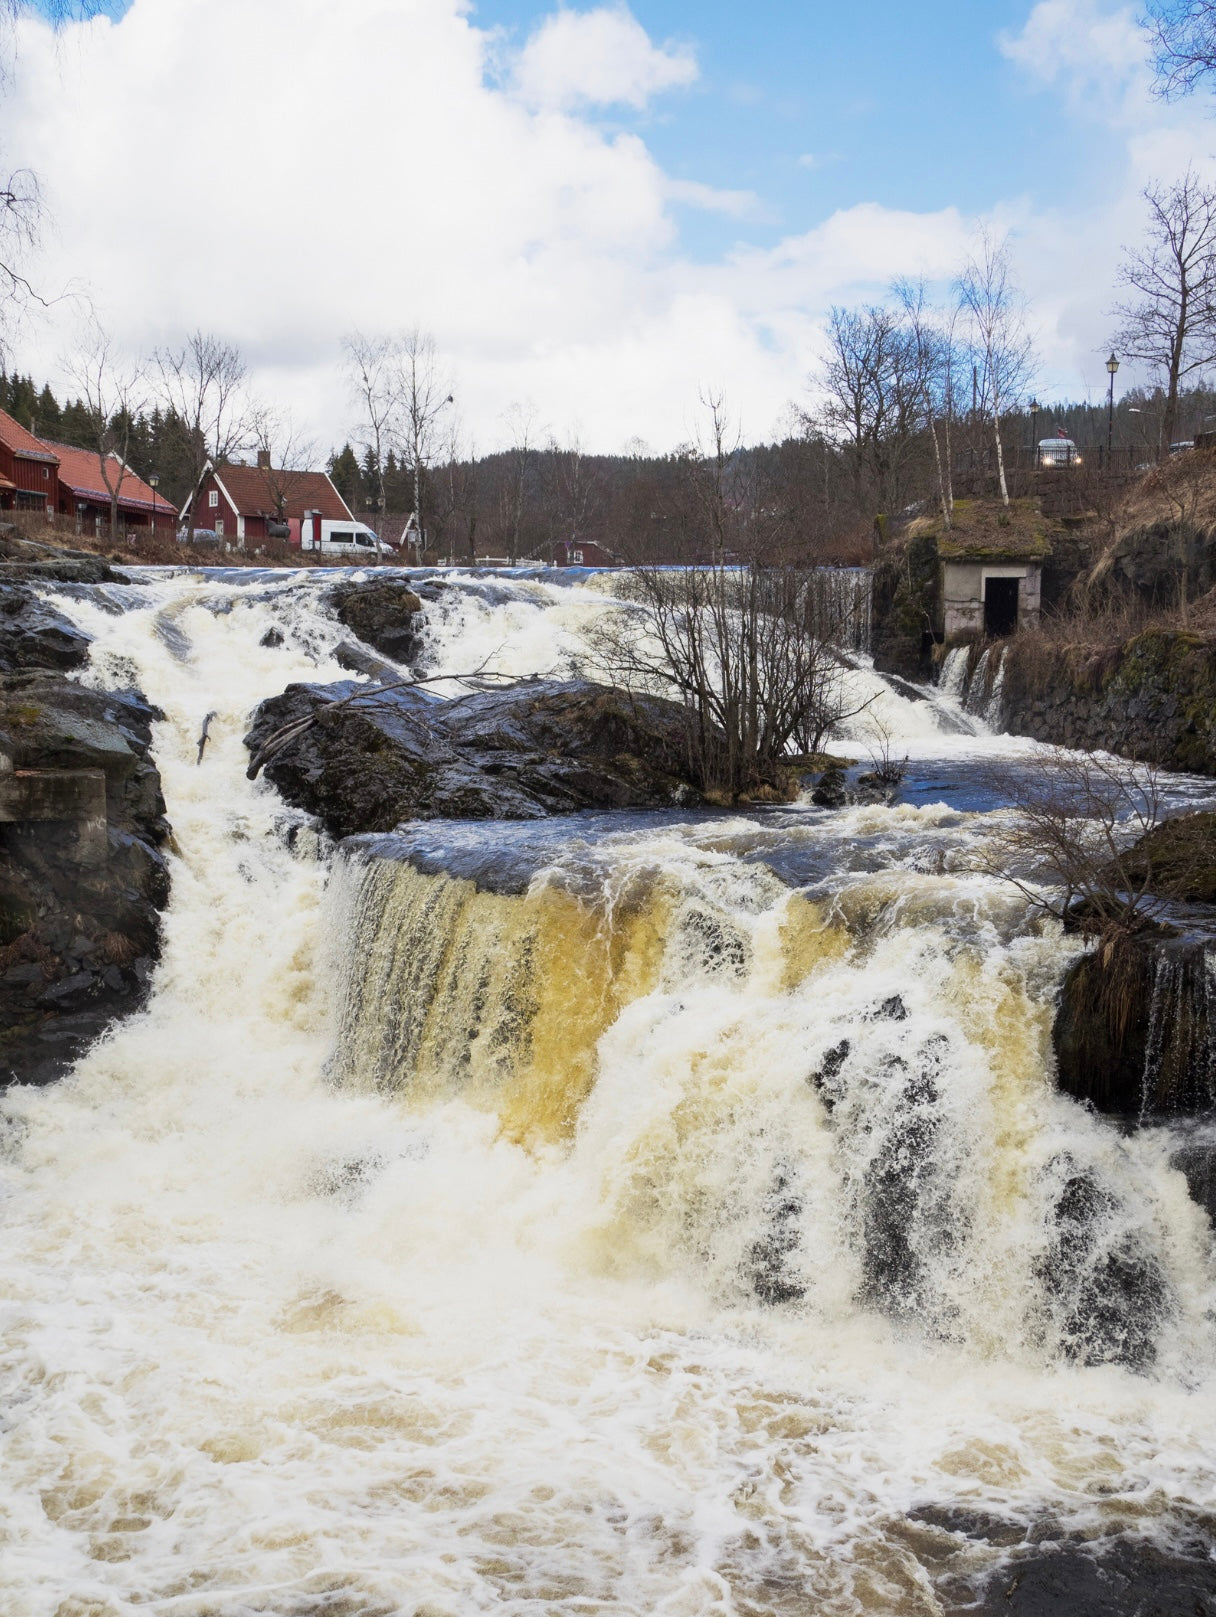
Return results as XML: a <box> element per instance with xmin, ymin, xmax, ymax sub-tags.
<box><xmin>47</xmin><ymin>441</ymin><xmax>166</xmax><ymax>512</ymax></box>
<box><xmin>210</xmin><ymin>464</ymin><xmax>352</xmax><ymax>522</ymax></box>
<box><xmin>0</xmin><ymin>407</ymin><xmax>60</xmax><ymax>463</ymax></box>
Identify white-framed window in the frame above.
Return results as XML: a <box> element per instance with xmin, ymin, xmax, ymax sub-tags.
<box><xmin>216</xmin><ymin>518</ymin><xmax>224</xmax><ymax>536</ymax></box>
<box><xmin>42</xmin><ymin>466</ymin><xmax>49</xmax><ymax>480</ymax></box>
<box><xmin>208</xmin><ymin>489</ymin><xmax>219</xmax><ymax>508</ymax></box>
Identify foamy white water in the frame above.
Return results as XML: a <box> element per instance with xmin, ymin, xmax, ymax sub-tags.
<box><xmin>0</xmin><ymin>569</ymin><xmax>1213</xmax><ymax>1615</ymax></box>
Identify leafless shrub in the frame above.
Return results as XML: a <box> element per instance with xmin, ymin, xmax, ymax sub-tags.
<box><xmin>580</xmin><ymin>564</ymin><xmax>874</xmax><ymax>799</ymax></box>
<box><xmin>975</xmin><ymin>747</ymin><xmax>1176</xmax><ymax>935</ymax></box>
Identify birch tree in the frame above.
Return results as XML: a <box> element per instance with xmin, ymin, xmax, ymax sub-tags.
<box><xmin>956</xmin><ymin>234</ymin><xmax>1035</xmax><ymax>506</ymax></box>
<box><xmin>65</xmin><ymin>324</ymin><xmax>145</xmax><ymax>541</ymax></box>
<box><xmin>154</xmin><ymin>331</ymin><xmax>249</xmax><ymax>532</ymax></box>
<box><xmin>1110</xmin><ymin>171</ymin><xmax>1216</xmax><ymax>456</ymax></box>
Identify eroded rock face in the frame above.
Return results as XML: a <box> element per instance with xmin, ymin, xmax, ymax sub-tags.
<box><xmin>0</xmin><ymin>582</ymin><xmax>93</xmax><ymax>673</ymax></box>
<box><xmin>245</xmin><ymin>678</ymin><xmax>711</xmax><ymax>838</ymax></box>
<box><xmin>0</xmin><ymin>674</ymin><xmax>170</xmax><ymax>1087</ymax></box>
<box><xmin>329</xmin><ymin>579</ymin><xmax>426</xmax><ymax>666</ymax></box>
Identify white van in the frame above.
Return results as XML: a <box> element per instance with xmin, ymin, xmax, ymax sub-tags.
<box><xmin>298</xmin><ymin>513</ymin><xmax>383</xmax><ymax>555</ymax></box>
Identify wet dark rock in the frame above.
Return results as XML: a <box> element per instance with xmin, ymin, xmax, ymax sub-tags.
<box><xmin>1109</xmin><ymin>809</ymin><xmax>1216</xmax><ymax>904</ymax></box>
<box><xmin>810</xmin><ymin>766</ymin><xmax>848</xmax><ymax>808</ymax></box>
<box><xmin>963</xmin><ymin>1535</ymin><xmax>1216</xmax><ymax>1616</ymax></box>
<box><xmin>1054</xmin><ymin>934</ymin><xmax>1215</xmax><ymax>1118</ymax></box>
<box><xmin>329</xmin><ymin>578</ymin><xmax>425</xmax><ymax>665</ymax></box>
<box><xmin>0</xmin><ymin>532</ymin><xmax>122</xmax><ymax>585</ymax></box>
<box><xmin>259</xmin><ymin>627</ymin><xmax>284</xmax><ymax>648</ymax></box>
<box><xmin>1169</xmin><ymin>1130</ymin><xmax>1216</xmax><ymax>1225</ymax></box>
<box><xmin>0</xmin><ymin>582</ymin><xmax>92</xmax><ymax>673</ymax></box>
<box><xmin>245</xmin><ymin>678</ymin><xmax>712</xmax><ymax>838</ymax></box>
<box><xmin>0</xmin><ymin>671</ymin><xmax>170</xmax><ymax>1087</ymax></box>
<box><xmin>1036</xmin><ymin>1158</ymin><xmax>1168</xmax><ymax>1368</ymax></box>
<box><xmin>745</xmin><ymin>1168</ymin><xmax>806</xmax><ymax>1305</ymax></box>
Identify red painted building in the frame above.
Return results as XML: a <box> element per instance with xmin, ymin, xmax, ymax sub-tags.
<box><xmin>0</xmin><ymin>407</ymin><xmax>59</xmax><ymax>518</ymax></box>
<box><xmin>184</xmin><ymin>456</ymin><xmax>352</xmax><ymax>546</ymax></box>
<box><xmin>48</xmin><ymin>442</ymin><xmax>175</xmax><ymax>535</ymax></box>
<box><xmin>550</xmin><ymin>538</ymin><xmax>621</xmax><ymax>568</ymax></box>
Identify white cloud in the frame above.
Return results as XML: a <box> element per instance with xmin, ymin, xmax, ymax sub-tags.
<box><xmin>1000</xmin><ymin>0</ymin><xmax>1146</xmax><ymax>106</ymax></box>
<box><xmin>5</xmin><ymin>0</ymin><xmax>1210</xmax><ymax>454</ymax></box>
<box><xmin>510</xmin><ymin>4</ymin><xmax>696</xmax><ymax>112</ymax></box>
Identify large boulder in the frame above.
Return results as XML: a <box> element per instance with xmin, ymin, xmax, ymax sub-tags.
<box><xmin>0</xmin><ymin>581</ymin><xmax>93</xmax><ymax>672</ymax></box>
<box><xmin>0</xmin><ymin>673</ymin><xmax>170</xmax><ymax>1087</ymax></box>
<box><xmin>245</xmin><ymin>677</ymin><xmax>715</xmax><ymax>838</ymax></box>
<box><xmin>328</xmin><ymin>578</ymin><xmax>426</xmax><ymax>665</ymax></box>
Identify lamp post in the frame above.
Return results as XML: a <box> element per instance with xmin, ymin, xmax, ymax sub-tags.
<box><xmin>149</xmin><ymin>474</ymin><xmax>160</xmax><ymax>542</ymax></box>
<box><xmin>1029</xmin><ymin>398</ymin><xmax>1040</xmax><ymax>468</ymax></box>
<box><xmin>1106</xmin><ymin>352</ymin><xmax>1119</xmax><ymax>466</ymax></box>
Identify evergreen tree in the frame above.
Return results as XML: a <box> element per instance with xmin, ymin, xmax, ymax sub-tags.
<box><xmin>35</xmin><ymin>384</ymin><xmax>61</xmax><ymax>442</ymax></box>
<box><xmin>328</xmin><ymin>443</ymin><xmax>362</xmax><ymax>509</ymax></box>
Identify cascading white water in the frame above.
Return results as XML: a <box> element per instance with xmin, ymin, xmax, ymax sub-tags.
<box><xmin>0</xmin><ymin>567</ymin><xmax>1213</xmax><ymax>1615</ymax></box>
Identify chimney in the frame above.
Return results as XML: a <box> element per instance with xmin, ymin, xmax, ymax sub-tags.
<box><xmin>256</xmin><ymin>449</ymin><xmax>272</xmax><ymax>471</ymax></box>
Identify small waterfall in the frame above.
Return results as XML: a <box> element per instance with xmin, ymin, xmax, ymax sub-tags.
<box><xmin>935</xmin><ymin>641</ymin><xmax>1007</xmax><ymax>728</ymax></box>
<box><xmin>1141</xmin><ymin>942</ymin><xmax>1216</xmax><ymax>1117</ymax></box>
<box><xmin>805</xmin><ymin>566</ymin><xmax>872</xmax><ymax>654</ymax></box>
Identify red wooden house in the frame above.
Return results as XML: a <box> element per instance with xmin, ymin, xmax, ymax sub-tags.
<box><xmin>549</xmin><ymin>538</ymin><xmax>621</xmax><ymax>568</ymax></box>
<box><xmin>0</xmin><ymin>407</ymin><xmax>59</xmax><ymax>518</ymax></box>
<box><xmin>48</xmin><ymin>442</ymin><xmax>175</xmax><ymax>534</ymax></box>
<box><xmin>184</xmin><ymin>455</ymin><xmax>352</xmax><ymax>546</ymax></box>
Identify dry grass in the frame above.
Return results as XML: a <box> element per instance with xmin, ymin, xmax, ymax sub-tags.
<box><xmin>2</xmin><ymin>518</ymin><xmax>383</xmax><ymax>570</ymax></box>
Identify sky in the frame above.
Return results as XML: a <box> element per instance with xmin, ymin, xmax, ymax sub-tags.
<box><xmin>4</xmin><ymin>0</ymin><xmax>1216</xmax><ymax>456</ymax></box>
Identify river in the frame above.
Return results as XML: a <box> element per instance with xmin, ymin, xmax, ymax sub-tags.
<box><xmin>1</xmin><ymin>567</ymin><xmax>1214</xmax><ymax>1615</ymax></box>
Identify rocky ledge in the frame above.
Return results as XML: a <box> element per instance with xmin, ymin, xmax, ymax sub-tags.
<box><xmin>0</xmin><ymin>579</ymin><xmax>170</xmax><ymax>1087</ymax></box>
<box><xmin>244</xmin><ymin>677</ymin><xmax>729</xmax><ymax>838</ymax></box>
<box><xmin>326</xmin><ymin>576</ymin><xmax>430</xmax><ymax>667</ymax></box>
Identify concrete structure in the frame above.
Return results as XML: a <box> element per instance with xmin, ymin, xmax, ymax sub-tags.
<box><xmin>941</xmin><ymin>558</ymin><xmax>1042</xmax><ymax>639</ymax></box>
<box><xmin>0</xmin><ymin>747</ymin><xmax>107</xmax><ymax>863</ymax></box>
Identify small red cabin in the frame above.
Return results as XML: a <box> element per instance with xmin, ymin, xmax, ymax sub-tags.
<box><xmin>550</xmin><ymin>538</ymin><xmax>621</xmax><ymax>568</ymax></box>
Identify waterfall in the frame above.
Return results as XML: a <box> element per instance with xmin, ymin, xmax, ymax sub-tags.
<box><xmin>1141</xmin><ymin>942</ymin><xmax>1216</xmax><ymax>1117</ymax></box>
<box><xmin>0</xmin><ymin>567</ymin><xmax>1212</xmax><ymax>1615</ymax></box>
<box><xmin>805</xmin><ymin>566</ymin><xmax>872</xmax><ymax>654</ymax></box>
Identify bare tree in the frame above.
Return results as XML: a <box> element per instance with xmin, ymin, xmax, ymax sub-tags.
<box><xmin>500</xmin><ymin>400</ymin><xmax>540</xmax><ymax>564</ymax></box>
<box><xmin>343</xmin><ymin>330</ymin><xmax>395</xmax><ymax>544</ymax></box>
<box><xmin>956</xmin><ymin>233</ymin><xmax>1035</xmax><ymax>506</ymax></box>
<box><xmin>1111</xmin><ymin>171</ymin><xmax>1216</xmax><ymax>457</ymax></box>
<box><xmin>540</xmin><ymin>430</ymin><xmax>606</xmax><ymax>556</ymax></box>
<box><xmin>154</xmin><ymin>331</ymin><xmax>249</xmax><ymax>533</ymax></box>
<box><xmin>810</xmin><ymin>300</ymin><xmax>936</xmax><ymax>520</ymax></box>
<box><xmin>895</xmin><ymin>278</ymin><xmax>954</xmax><ymax>527</ymax></box>
<box><xmin>977</xmin><ymin>748</ymin><xmax>1174</xmax><ymax>936</ymax></box>
<box><xmin>1145</xmin><ymin>0</ymin><xmax>1216</xmax><ymax>96</ymax></box>
<box><xmin>398</xmin><ymin>328</ymin><xmax>453</xmax><ymax>552</ymax></box>
<box><xmin>65</xmin><ymin>323</ymin><xmax>145</xmax><ymax>541</ymax></box>
<box><xmin>247</xmin><ymin>405</ymin><xmax>320</xmax><ymax>542</ymax></box>
<box><xmin>584</xmin><ymin>566</ymin><xmax>872</xmax><ymax>799</ymax></box>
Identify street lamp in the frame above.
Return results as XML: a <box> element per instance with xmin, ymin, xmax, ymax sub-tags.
<box><xmin>149</xmin><ymin>473</ymin><xmax>160</xmax><ymax>540</ymax></box>
<box><xmin>1029</xmin><ymin>397</ymin><xmax>1040</xmax><ymax>466</ymax></box>
<box><xmin>1106</xmin><ymin>352</ymin><xmax>1120</xmax><ymax>464</ymax></box>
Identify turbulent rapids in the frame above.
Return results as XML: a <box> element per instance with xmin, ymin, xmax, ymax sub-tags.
<box><xmin>2</xmin><ymin>566</ymin><xmax>1216</xmax><ymax>1616</ymax></box>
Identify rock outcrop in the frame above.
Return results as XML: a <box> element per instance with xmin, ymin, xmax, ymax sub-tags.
<box><xmin>995</xmin><ymin>629</ymin><xmax>1216</xmax><ymax>775</ymax></box>
<box><xmin>245</xmin><ymin>677</ymin><xmax>718</xmax><ymax>838</ymax></box>
<box><xmin>328</xmin><ymin>577</ymin><xmax>427</xmax><ymax>666</ymax></box>
<box><xmin>0</xmin><ymin>582</ymin><xmax>94</xmax><ymax>672</ymax></box>
<box><xmin>0</xmin><ymin>597</ymin><xmax>170</xmax><ymax>1086</ymax></box>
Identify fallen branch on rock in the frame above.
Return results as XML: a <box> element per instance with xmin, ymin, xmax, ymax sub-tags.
<box><xmin>245</xmin><ymin>662</ymin><xmax>520</xmax><ymax>781</ymax></box>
